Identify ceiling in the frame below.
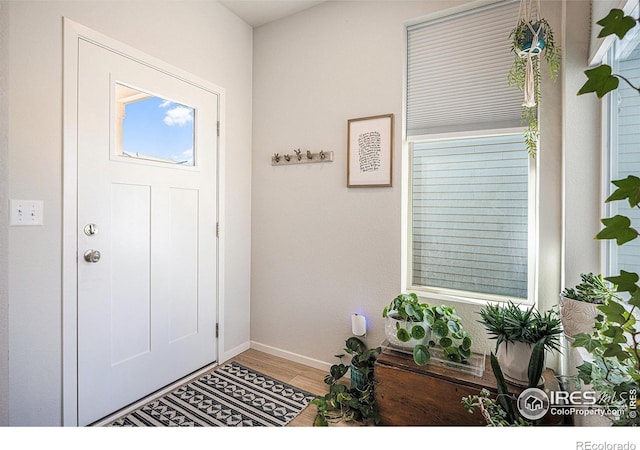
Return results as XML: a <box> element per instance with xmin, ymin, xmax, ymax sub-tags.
<box><xmin>220</xmin><ymin>1</ymin><xmax>325</xmax><ymax>28</ymax></box>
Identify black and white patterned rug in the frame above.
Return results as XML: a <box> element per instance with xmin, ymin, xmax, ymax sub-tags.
<box><xmin>106</xmin><ymin>362</ymin><xmax>316</xmax><ymax>427</ymax></box>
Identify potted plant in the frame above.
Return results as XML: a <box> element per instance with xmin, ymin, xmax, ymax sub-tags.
<box><xmin>507</xmin><ymin>6</ymin><xmax>560</xmax><ymax>157</ymax></box>
<box><xmin>560</xmin><ymin>273</ymin><xmax>617</xmax><ymax>341</ymax></box>
<box><xmin>478</xmin><ymin>301</ymin><xmax>562</xmax><ymax>385</ymax></box>
<box><xmin>343</xmin><ymin>336</ymin><xmax>380</xmax><ymax>391</ymax></box>
<box><xmin>461</xmin><ymin>339</ymin><xmax>547</xmax><ymax>426</ymax></box>
<box><xmin>382</xmin><ymin>293</ymin><xmax>431</xmax><ymax>357</ymax></box>
<box><xmin>311</xmin><ymin>337</ymin><xmax>381</xmax><ymax>426</ymax></box>
<box><xmin>573</xmin><ymin>5</ymin><xmax>640</xmax><ymax>426</ymax></box>
<box><xmin>382</xmin><ymin>293</ymin><xmax>473</xmax><ymax>366</ymax></box>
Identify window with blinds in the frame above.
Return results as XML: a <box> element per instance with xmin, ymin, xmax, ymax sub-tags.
<box><xmin>608</xmin><ymin>30</ymin><xmax>640</xmax><ymax>279</ymax></box>
<box><xmin>411</xmin><ymin>135</ymin><xmax>530</xmax><ymax>300</ymax></box>
<box><xmin>405</xmin><ymin>0</ymin><xmax>534</xmax><ymax>303</ymax></box>
<box><xmin>406</xmin><ymin>0</ymin><xmax>523</xmax><ymax>138</ymax></box>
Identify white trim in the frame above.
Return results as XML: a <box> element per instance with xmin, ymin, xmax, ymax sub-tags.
<box><xmin>529</xmin><ymin>138</ymin><xmax>539</xmax><ymax>308</ymax></box>
<box><xmin>250</xmin><ymin>341</ymin><xmax>332</xmax><ymax>373</ymax></box>
<box><xmin>588</xmin><ymin>0</ymin><xmax>636</xmax><ymax>66</ymax></box>
<box><xmin>400</xmin><ymin>22</ymin><xmax>411</xmax><ymax>294</ymax></box>
<box><xmin>406</xmin><ymin>286</ymin><xmax>531</xmax><ymax>308</ymax></box>
<box><xmin>62</xmin><ymin>17</ymin><xmax>80</xmax><ymax>428</ymax></box>
<box><xmin>62</xmin><ymin>18</ymin><xmax>226</xmax><ymax>426</ymax></box>
<box><xmin>601</xmin><ymin>48</ymin><xmax>615</xmax><ymax>276</ymax></box>
<box><xmin>406</xmin><ymin>127</ymin><xmax>525</xmax><ymax>143</ymax></box>
<box><xmin>219</xmin><ymin>341</ymin><xmax>250</xmax><ymax>366</ymax></box>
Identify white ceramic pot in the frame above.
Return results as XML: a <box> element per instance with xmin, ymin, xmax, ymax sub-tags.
<box><xmin>496</xmin><ymin>341</ymin><xmax>542</xmax><ymax>386</ymax></box>
<box><xmin>384</xmin><ymin>315</ymin><xmax>430</xmax><ymax>350</ymax></box>
<box><xmin>559</xmin><ymin>294</ymin><xmax>599</xmax><ymax>341</ymax></box>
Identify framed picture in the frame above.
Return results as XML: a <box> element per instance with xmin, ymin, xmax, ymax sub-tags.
<box><xmin>347</xmin><ymin>114</ymin><xmax>393</xmax><ymax>187</ymax></box>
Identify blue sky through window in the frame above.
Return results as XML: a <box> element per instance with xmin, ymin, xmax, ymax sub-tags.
<box><xmin>121</xmin><ymin>94</ymin><xmax>195</xmax><ymax>166</ymax></box>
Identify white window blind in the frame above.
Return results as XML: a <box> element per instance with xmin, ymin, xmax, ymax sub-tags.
<box><xmin>406</xmin><ymin>0</ymin><xmax>524</xmax><ymax>137</ymax></box>
<box><xmin>411</xmin><ymin>135</ymin><xmax>530</xmax><ymax>299</ymax></box>
<box><xmin>609</xmin><ymin>31</ymin><xmax>640</xmax><ymax>278</ymax></box>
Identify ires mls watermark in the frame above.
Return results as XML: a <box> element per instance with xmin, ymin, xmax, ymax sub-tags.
<box><xmin>516</xmin><ymin>387</ymin><xmax>638</xmax><ymax>420</ymax></box>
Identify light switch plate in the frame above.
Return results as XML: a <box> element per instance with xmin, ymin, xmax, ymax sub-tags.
<box><xmin>10</xmin><ymin>200</ymin><xmax>44</xmax><ymax>226</ymax></box>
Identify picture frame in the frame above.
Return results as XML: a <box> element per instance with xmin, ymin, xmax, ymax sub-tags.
<box><xmin>347</xmin><ymin>114</ymin><xmax>393</xmax><ymax>187</ymax></box>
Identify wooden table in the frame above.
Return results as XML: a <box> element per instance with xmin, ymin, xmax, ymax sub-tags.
<box><xmin>374</xmin><ymin>345</ymin><xmax>566</xmax><ymax>426</ymax></box>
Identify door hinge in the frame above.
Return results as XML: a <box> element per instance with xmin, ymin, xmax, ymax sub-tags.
<box><xmin>216</xmin><ymin>323</ymin><xmax>219</xmax><ymax>338</ymax></box>
<box><xmin>216</xmin><ymin>222</ymin><xmax>219</xmax><ymax>238</ymax></box>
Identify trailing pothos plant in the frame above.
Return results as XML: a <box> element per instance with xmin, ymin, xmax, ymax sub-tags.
<box><xmin>572</xmin><ymin>4</ymin><xmax>640</xmax><ymax>426</ymax></box>
<box><xmin>383</xmin><ymin>293</ymin><xmax>472</xmax><ymax>366</ymax></box>
<box><xmin>311</xmin><ymin>337</ymin><xmax>381</xmax><ymax>426</ymax></box>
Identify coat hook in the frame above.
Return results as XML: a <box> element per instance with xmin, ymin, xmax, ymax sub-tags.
<box><xmin>284</xmin><ymin>154</ymin><xmax>291</xmax><ymax>161</ymax></box>
<box><xmin>319</xmin><ymin>150</ymin><xmax>325</xmax><ymax>159</ymax></box>
<box><xmin>273</xmin><ymin>153</ymin><xmax>280</xmax><ymax>163</ymax></box>
<box><xmin>294</xmin><ymin>149</ymin><xmax>302</xmax><ymax>161</ymax></box>
<box><xmin>306</xmin><ymin>150</ymin><xmax>313</xmax><ymax>159</ymax></box>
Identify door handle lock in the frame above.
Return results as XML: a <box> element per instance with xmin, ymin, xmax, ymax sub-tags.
<box><xmin>84</xmin><ymin>223</ymin><xmax>98</xmax><ymax>236</ymax></box>
<box><xmin>84</xmin><ymin>249</ymin><xmax>101</xmax><ymax>263</ymax></box>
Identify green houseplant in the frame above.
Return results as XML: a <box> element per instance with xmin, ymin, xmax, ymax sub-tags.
<box><xmin>561</xmin><ymin>273</ymin><xmax>617</xmax><ymax>305</ymax></box>
<box><xmin>478</xmin><ymin>301</ymin><xmax>562</xmax><ymax>385</ymax></box>
<box><xmin>461</xmin><ymin>339</ymin><xmax>547</xmax><ymax>426</ymax></box>
<box><xmin>382</xmin><ymin>293</ymin><xmax>472</xmax><ymax>366</ymax></box>
<box><xmin>311</xmin><ymin>337</ymin><xmax>381</xmax><ymax>426</ymax></box>
<box><xmin>559</xmin><ymin>273</ymin><xmax>618</xmax><ymax>340</ymax></box>
<box><xmin>507</xmin><ymin>12</ymin><xmax>560</xmax><ymax>157</ymax></box>
<box><xmin>572</xmin><ymin>5</ymin><xmax>640</xmax><ymax>426</ymax></box>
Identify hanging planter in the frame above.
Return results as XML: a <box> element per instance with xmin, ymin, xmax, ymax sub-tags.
<box><xmin>508</xmin><ymin>0</ymin><xmax>560</xmax><ymax>157</ymax></box>
<box><xmin>515</xmin><ymin>21</ymin><xmax>546</xmax><ymax>57</ymax></box>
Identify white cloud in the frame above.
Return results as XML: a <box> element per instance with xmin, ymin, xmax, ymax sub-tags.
<box><xmin>159</xmin><ymin>100</ymin><xmax>172</xmax><ymax>108</ymax></box>
<box><xmin>170</xmin><ymin>148</ymin><xmax>194</xmax><ymax>165</ymax></box>
<box><xmin>163</xmin><ymin>106</ymin><xmax>193</xmax><ymax>126</ymax></box>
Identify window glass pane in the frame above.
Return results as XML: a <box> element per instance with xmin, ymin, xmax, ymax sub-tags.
<box><xmin>115</xmin><ymin>83</ymin><xmax>195</xmax><ymax>166</ymax></box>
<box><xmin>609</xmin><ymin>33</ymin><xmax>640</xmax><ymax>277</ymax></box>
<box><xmin>411</xmin><ymin>135</ymin><xmax>529</xmax><ymax>299</ymax></box>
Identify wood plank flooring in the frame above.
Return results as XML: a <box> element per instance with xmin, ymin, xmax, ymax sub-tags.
<box><xmin>225</xmin><ymin>348</ymin><xmax>330</xmax><ymax>427</ymax></box>
<box><xmin>99</xmin><ymin>348</ymin><xmax>351</xmax><ymax>427</ymax></box>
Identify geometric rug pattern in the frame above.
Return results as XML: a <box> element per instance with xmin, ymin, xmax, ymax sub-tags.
<box><xmin>106</xmin><ymin>362</ymin><xmax>316</xmax><ymax>427</ymax></box>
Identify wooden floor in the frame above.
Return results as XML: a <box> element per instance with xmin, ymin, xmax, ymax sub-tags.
<box><xmin>98</xmin><ymin>348</ymin><xmax>340</xmax><ymax>427</ymax></box>
<box><xmin>226</xmin><ymin>348</ymin><xmax>331</xmax><ymax>427</ymax></box>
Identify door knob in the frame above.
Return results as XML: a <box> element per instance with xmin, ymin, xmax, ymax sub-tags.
<box><xmin>84</xmin><ymin>249</ymin><xmax>101</xmax><ymax>263</ymax></box>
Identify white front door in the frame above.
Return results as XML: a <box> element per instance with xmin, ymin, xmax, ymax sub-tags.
<box><xmin>76</xmin><ymin>38</ymin><xmax>219</xmax><ymax>426</ymax></box>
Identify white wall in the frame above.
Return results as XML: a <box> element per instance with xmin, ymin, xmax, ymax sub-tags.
<box><xmin>564</xmin><ymin>0</ymin><xmax>612</xmax><ymax>426</ymax></box>
<box><xmin>0</xmin><ymin>0</ymin><xmax>10</xmax><ymax>428</ymax></box>
<box><xmin>251</xmin><ymin>0</ymin><xmax>601</xmax><ymax>372</ymax></box>
<box><xmin>5</xmin><ymin>0</ymin><xmax>252</xmax><ymax>425</ymax></box>
<box><xmin>251</xmin><ymin>1</ymin><xmax>455</xmax><ymax>368</ymax></box>
<box><xmin>563</xmin><ymin>1</ymin><xmax>603</xmax><ymax>303</ymax></box>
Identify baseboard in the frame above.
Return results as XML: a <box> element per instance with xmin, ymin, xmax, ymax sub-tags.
<box><xmin>219</xmin><ymin>341</ymin><xmax>251</xmax><ymax>365</ymax></box>
<box><xmin>250</xmin><ymin>341</ymin><xmax>332</xmax><ymax>372</ymax></box>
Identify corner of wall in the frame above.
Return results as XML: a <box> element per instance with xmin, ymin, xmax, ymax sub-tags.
<box><xmin>0</xmin><ymin>0</ymin><xmax>11</xmax><ymax>427</ymax></box>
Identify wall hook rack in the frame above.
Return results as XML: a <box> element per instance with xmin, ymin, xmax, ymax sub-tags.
<box><xmin>271</xmin><ymin>149</ymin><xmax>334</xmax><ymax>166</ymax></box>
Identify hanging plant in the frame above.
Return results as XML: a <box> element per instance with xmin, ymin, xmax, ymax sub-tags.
<box><xmin>507</xmin><ymin>0</ymin><xmax>560</xmax><ymax>157</ymax></box>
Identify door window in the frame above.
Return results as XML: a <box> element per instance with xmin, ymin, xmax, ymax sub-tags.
<box><xmin>115</xmin><ymin>83</ymin><xmax>195</xmax><ymax>166</ymax></box>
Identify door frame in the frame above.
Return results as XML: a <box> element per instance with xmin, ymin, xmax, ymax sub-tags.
<box><xmin>62</xmin><ymin>18</ymin><xmax>226</xmax><ymax>426</ymax></box>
